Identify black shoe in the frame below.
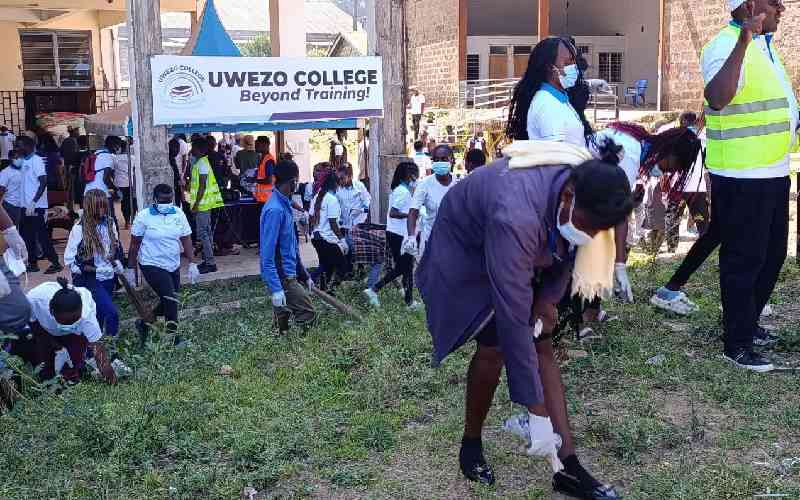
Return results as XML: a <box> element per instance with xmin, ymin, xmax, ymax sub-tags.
<box><xmin>753</xmin><ymin>327</ymin><xmax>780</xmax><ymax>347</ymax></box>
<box><xmin>44</xmin><ymin>263</ymin><xmax>63</xmax><ymax>274</ymax></box>
<box><xmin>723</xmin><ymin>348</ymin><xmax>774</xmax><ymax>373</ymax></box>
<box><xmin>198</xmin><ymin>263</ymin><xmax>217</xmax><ymax>274</ymax></box>
<box><xmin>553</xmin><ymin>471</ymin><xmax>619</xmax><ymax>499</ymax></box>
<box><xmin>459</xmin><ymin>439</ymin><xmax>495</xmax><ymax>486</ymax></box>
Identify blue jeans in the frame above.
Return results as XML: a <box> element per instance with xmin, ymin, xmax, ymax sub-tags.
<box><xmin>73</xmin><ymin>274</ymin><xmax>119</xmax><ymax>338</ymax></box>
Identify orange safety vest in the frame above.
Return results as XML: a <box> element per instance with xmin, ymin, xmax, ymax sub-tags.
<box><xmin>254</xmin><ymin>152</ymin><xmax>275</xmax><ymax>203</ymax></box>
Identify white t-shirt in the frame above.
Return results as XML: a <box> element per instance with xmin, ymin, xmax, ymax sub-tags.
<box><xmin>386</xmin><ymin>184</ymin><xmax>413</xmax><ymax>237</ymax></box>
<box><xmin>21</xmin><ymin>154</ymin><xmax>48</xmax><ymax>209</ymax></box>
<box><xmin>593</xmin><ymin>128</ymin><xmax>643</xmax><ymax>190</ymax></box>
<box><xmin>0</xmin><ymin>165</ymin><xmax>23</xmax><ymax>207</ymax></box>
<box><xmin>311</xmin><ymin>192</ymin><xmax>342</xmax><ymax>244</ymax></box>
<box><xmin>113</xmin><ymin>154</ymin><xmax>130</xmax><ymax>188</ymax></box>
<box><xmin>27</xmin><ymin>282</ymin><xmax>102</xmax><ymax>342</ymax></box>
<box><xmin>0</xmin><ymin>132</ymin><xmax>15</xmax><ymax>160</ymax></box>
<box><xmin>527</xmin><ymin>86</ymin><xmax>586</xmax><ymax>148</ymax></box>
<box><xmin>131</xmin><ymin>207</ymin><xmax>192</xmax><ymax>272</ymax></box>
<box><xmin>335</xmin><ymin>180</ymin><xmax>371</xmax><ymax>229</ymax></box>
<box><xmin>701</xmin><ymin>29</ymin><xmax>798</xmax><ymax>178</ymax></box>
<box><xmin>412</xmin><ymin>174</ymin><xmax>454</xmax><ymax>243</ymax></box>
<box><xmin>410</xmin><ymin>94</ymin><xmax>426</xmax><ymax>115</ymax></box>
<box><xmin>64</xmin><ymin>221</ymin><xmax>119</xmax><ymax>282</ymax></box>
<box><xmin>84</xmin><ymin>151</ymin><xmax>116</xmax><ymax>195</ymax></box>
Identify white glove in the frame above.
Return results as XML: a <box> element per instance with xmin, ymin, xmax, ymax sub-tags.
<box><xmin>401</xmin><ymin>236</ymin><xmax>418</xmax><ymax>257</ymax></box>
<box><xmin>301</xmin><ymin>211</ymin><xmax>310</xmax><ymax>225</ymax></box>
<box><xmin>526</xmin><ymin>414</ymin><xmax>564</xmax><ymax>473</ymax></box>
<box><xmin>271</xmin><ymin>290</ymin><xmax>287</xmax><ymax>308</ymax></box>
<box><xmin>1</xmin><ymin>226</ymin><xmax>27</xmax><ymax>263</ymax></box>
<box><xmin>338</xmin><ymin>239</ymin><xmax>350</xmax><ymax>255</ymax></box>
<box><xmin>54</xmin><ymin>348</ymin><xmax>74</xmax><ymax>374</ymax></box>
<box><xmin>614</xmin><ymin>263</ymin><xmax>634</xmax><ymax>303</ymax></box>
<box><xmin>113</xmin><ymin>260</ymin><xmax>125</xmax><ymax>275</ymax></box>
<box><xmin>25</xmin><ymin>204</ymin><xmax>36</xmax><ymax>217</ymax></box>
<box><xmin>306</xmin><ymin>278</ymin><xmax>314</xmax><ymax>290</ymax></box>
<box><xmin>188</xmin><ymin>263</ymin><xmax>200</xmax><ymax>285</ymax></box>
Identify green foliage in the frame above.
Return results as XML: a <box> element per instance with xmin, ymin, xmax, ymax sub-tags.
<box><xmin>239</xmin><ymin>34</ymin><xmax>272</xmax><ymax>57</ymax></box>
<box><xmin>1</xmin><ymin>255</ymin><xmax>799</xmax><ymax>499</ymax></box>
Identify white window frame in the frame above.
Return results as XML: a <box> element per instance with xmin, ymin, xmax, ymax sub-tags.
<box><xmin>20</xmin><ymin>29</ymin><xmax>93</xmax><ymax>90</ymax></box>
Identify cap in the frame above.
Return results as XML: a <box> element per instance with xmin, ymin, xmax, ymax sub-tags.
<box><xmin>728</xmin><ymin>0</ymin><xmax>746</xmax><ymax>12</ymax></box>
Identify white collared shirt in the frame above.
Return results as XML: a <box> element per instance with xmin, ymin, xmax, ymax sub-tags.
<box><xmin>21</xmin><ymin>153</ymin><xmax>48</xmax><ymax>209</ymax></box>
<box><xmin>27</xmin><ymin>282</ymin><xmax>102</xmax><ymax>342</ymax></box>
<box><xmin>64</xmin><ymin>221</ymin><xmax>119</xmax><ymax>281</ymax></box>
<box><xmin>527</xmin><ymin>87</ymin><xmax>586</xmax><ymax>148</ymax></box>
<box><xmin>131</xmin><ymin>207</ymin><xmax>192</xmax><ymax>272</ymax></box>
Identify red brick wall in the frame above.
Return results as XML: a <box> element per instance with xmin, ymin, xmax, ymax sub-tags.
<box><xmin>664</xmin><ymin>0</ymin><xmax>800</xmax><ymax>111</ymax></box>
<box><xmin>405</xmin><ymin>0</ymin><xmax>461</xmax><ymax>107</ymax></box>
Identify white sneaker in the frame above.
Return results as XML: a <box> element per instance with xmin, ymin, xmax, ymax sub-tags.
<box><xmin>363</xmin><ymin>288</ymin><xmax>380</xmax><ymax>307</ymax></box>
<box><xmin>650</xmin><ymin>288</ymin><xmax>698</xmax><ymax>316</ymax></box>
<box><xmin>112</xmin><ymin>359</ymin><xmax>133</xmax><ymax>378</ymax></box>
<box><xmin>407</xmin><ymin>301</ymin><xmax>422</xmax><ymax>311</ymax></box>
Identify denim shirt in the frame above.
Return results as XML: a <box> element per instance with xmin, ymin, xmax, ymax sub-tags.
<box><xmin>260</xmin><ymin>188</ymin><xmax>297</xmax><ymax>293</ymax></box>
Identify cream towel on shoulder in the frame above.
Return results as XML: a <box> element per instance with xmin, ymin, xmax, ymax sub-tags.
<box><xmin>502</xmin><ymin>140</ymin><xmax>616</xmax><ymax>300</ymax></box>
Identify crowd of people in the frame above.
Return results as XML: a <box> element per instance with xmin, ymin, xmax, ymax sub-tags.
<box><xmin>0</xmin><ymin>1</ymin><xmax>795</xmax><ymax>498</ymax></box>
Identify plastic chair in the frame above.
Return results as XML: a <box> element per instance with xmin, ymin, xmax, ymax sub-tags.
<box><xmin>625</xmin><ymin>79</ymin><xmax>648</xmax><ymax>106</ymax></box>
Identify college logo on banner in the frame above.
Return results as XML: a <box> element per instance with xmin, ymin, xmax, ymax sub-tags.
<box><xmin>150</xmin><ymin>55</ymin><xmax>384</xmax><ymax>126</ymax></box>
<box><xmin>158</xmin><ymin>65</ymin><xmax>206</xmax><ymax>109</ymax></box>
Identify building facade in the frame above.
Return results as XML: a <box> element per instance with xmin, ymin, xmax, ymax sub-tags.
<box><xmin>662</xmin><ymin>0</ymin><xmax>800</xmax><ymax>112</ymax></box>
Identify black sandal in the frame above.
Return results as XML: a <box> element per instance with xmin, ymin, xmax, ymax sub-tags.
<box><xmin>460</xmin><ymin>458</ymin><xmax>495</xmax><ymax>486</ymax></box>
<box><xmin>553</xmin><ymin>471</ymin><xmax>619</xmax><ymax>499</ymax></box>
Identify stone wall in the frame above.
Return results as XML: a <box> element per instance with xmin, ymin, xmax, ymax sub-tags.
<box><xmin>663</xmin><ymin>0</ymin><xmax>800</xmax><ymax>111</ymax></box>
<box><xmin>405</xmin><ymin>0</ymin><xmax>461</xmax><ymax>108</ymax></box>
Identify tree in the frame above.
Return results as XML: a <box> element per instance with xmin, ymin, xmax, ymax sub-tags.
<box><xmin>239</xmin><ymin>34</ymin><xmax>271</xmax><ymax>57</ymax></box>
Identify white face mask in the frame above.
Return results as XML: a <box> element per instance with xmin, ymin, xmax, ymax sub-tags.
<box><xmin>557</xmin><ymin>197</ymin><xmax>593</xmax><ymax>247</ymax></box>
<box><xmin>558</xmin><ymin>64</ymin><xmax>580</xmax><ymax>89</ymax></box>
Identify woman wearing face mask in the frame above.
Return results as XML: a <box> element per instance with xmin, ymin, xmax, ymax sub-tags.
<box><xmin>309</xmin><ymin>169</ymin><xmax>348</xmax><ymax>292</ymax></box>
<box><xmin>404</xmin><ymin>144</ymin><xmax>456</xmax><ymax>259</ymax></box>
<box><xmin>416</xmin><ymin>141</ymin><xmax>629</xmax><ymax>499</ymax></box>
<box><xmin>507</xmin><ymin>37</ymin><xmax>585</xmax><ymax>148</ymax></box>
<box><xmin>127</xmin><ymin>184</ymin><xmax>198</xmax><ymax>346</ymax></box>
<box><xmin>7</xmin><ymin>277</ymin><xmax>117</xmax><ymax>385</ymax></box>
<box><xmin>363</xmin><ymin>161</ymin><xmax>420</xmax><ymax>308</ymax></box>
<box><xmin>64</xmin><ymin>189</ymin><xmax>124</xmax><ymax>340</ymax></box>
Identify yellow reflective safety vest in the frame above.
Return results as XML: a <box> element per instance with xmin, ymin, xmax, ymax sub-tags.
<box><xmin>702</xmin><ymin>24</ymin><xmax>793</xmax><ymax>172</ymax></box>
<box><xmin>187</xmin><ymin>156</ymin><xmax>224</xmax><ymax>211</ymax></box>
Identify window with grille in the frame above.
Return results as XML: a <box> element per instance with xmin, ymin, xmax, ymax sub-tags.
<box><xmin>489</xmin><ymin>46</ymin><xmax>508</xmax><ymax>55</ymax></box>
<box><xmin>598</xmin><ymin>52</ymin><xmax>623</xmax><ymax>83</ymax></box>
<box><xmin>466</xmin><ymin>54</ymin><xmax>480</xmax><ymax>81</ymax></box>
<box><xmin>513</xmin><ymin>46</ymin><xmax>531</xmax><ymax>55</ymax></box>
<box><xmin>577</xmin><ymin>45</ymin><xmax>591</xmax><ymax>56</ymax></box>
<box><xmin>20</xmin><ymin>30</ymin><xmax>93</xmax><ymax>89</ymax></box>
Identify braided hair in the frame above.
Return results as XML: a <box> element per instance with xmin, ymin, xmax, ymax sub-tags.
<box><xmin>606</xmin><ymin>122</ymin><xmax>701</xmax><ymax>199</ymax></box>
<box><xmin>572</xmin><ymin>139</ymin><xmax>634</xmax><ymax>229</ymax></box>
<box><xmin>311</xmin><ymin>168</ymin><xmax>338</xmax><ymax>228</ymax></box>
<box><xmin>81</xmin><ymin>189</ymin><xmax>118</xmax><ymax>262</ymax></box>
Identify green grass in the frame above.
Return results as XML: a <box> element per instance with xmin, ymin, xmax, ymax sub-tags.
<box><xmin>1</xmin><ymin>254</ymin><xmax>799</xmax><ymax>499</ymax></box>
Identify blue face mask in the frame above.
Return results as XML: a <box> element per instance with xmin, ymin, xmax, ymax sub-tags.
<box><xmin>150</xmin><ymin>203</ymin><xmax>177</xmax><ymax>216</ymax></box>
<box><xmin>57</xmin><ymin>322</ymin><xmax>80</xmax><ymax>334</ymax></box>
<box><xmin>431</xmin><ymin>161</ymin><xmax>451</xmax><ymax>176</ymax></box>
<box><xmin>558</xmin><ymin>64</ymin><xmax>580</xmax><ymax>89</ymax></box>
<box><xmin>11</xmin><ymin>158</ymin><xmax>23</xmax><ymax>169</ymax></box>
<box><xmin>406</xmin><ymin>180</ymin><xmax>417</xmax><ymax>191</ymax></box>
<box><xmin>557</xmin><ymin>197</ymin><xmax>593</xmax><ymax>247</ymax></box>
<box><xmin>650</xmin><ymin>165</ymin><xmax>664</xmax><ymax>177</ymax></box>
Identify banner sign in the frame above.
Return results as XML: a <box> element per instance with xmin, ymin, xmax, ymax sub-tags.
<box><xmin>150</xmin><ymin>55</ymin><xmax>384</xmax><ymax>126</ymax></box>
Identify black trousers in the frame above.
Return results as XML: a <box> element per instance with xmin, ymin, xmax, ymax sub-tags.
<box><xmin>667</xmin><ymin>213</ymin><xmax>721</xmax><ymax>291</ymax></box>
<box><xmin>2</xmin><ymin>202</ymin><xmax>21</xmax><ymax>226</ymax></box>
<box><xmin>412</xmin><ymin>114</ymin><xmax>422</xmax><ymax>140</ymax></box>
<box><xmin>711</xmin><ymin>174</ymin><xmax>789</xmax><ymax>352</ymax></box>
<box><xmin>119</xmin><ymin>187</ymin><xmax>134</xmax><ymax>225</ymax></box>
<box><xmin>140</xmin><ymin>265</ymin><xmax>181</xmax><ymax>333</ymax></box>
<box><xmin>21</xmin><ymin>209</ymin><xmax>59</xmax><ymax>267</ymax></box>
<box><xmin>666</xmin><ymin>192</ymin><xmax>710</xmax><ymax>251</ymax></box>
<box><xmin>374</xmin><ymin>232</ymin><xmax>414</xmax><ymax>305</ymax></box>
<box><xmin>311</xmin><ymin>237</ymin><xmax>346</xmax><ymax>291</ymax></box>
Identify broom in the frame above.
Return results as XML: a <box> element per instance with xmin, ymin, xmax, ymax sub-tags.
<box><xmin>309</xmin><ymin>283</ymin><xmax>364</xmax><ymax>322</ymax></box>
<box><xmin>117</xmin><ymin>271</ymin><xmax>155</xmax><ymax>324</ymax></box>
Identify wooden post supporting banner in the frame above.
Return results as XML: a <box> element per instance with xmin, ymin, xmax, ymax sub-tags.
<box><xmin>367</xmin><ymin>0</ymin><xmax>409</xmax><ymax>222</ymax></box>
<box><xmin>127</xmin><ymin>0</ymin><xmax>171</xmax><ymax>201</ymax></box>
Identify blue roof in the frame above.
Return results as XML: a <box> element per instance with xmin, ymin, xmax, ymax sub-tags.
<box><xmin>190</xmin><ymin>0</ymin><xmax>241</xmax><ymax>57</ymax></box>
